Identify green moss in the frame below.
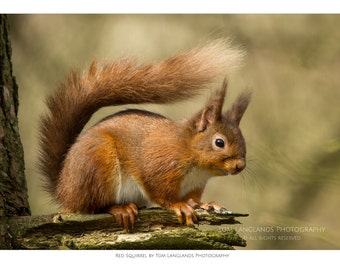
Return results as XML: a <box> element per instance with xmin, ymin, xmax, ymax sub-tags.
<box><xmin>60</xmin><ymin>227</ymin><xmax>244</xmax><ymax>250</ymax></box>
<box><xmin>9</xmin><ymin>211</ymin><xmax>247</xmax><ymax>249</ymax></box>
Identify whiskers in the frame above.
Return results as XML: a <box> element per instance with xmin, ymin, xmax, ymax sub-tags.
<box><xmin>239</xmin><ymin>157</ymin><xmax>264</xmax><ymax>193</ymax></box>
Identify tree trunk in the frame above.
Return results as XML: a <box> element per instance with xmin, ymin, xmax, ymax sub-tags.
<box><xmin>0</xmin><ymin>14</ymin><xmax>31</xmax><ymax>248</ymax></box>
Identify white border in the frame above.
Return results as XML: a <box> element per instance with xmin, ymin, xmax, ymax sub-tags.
<box><xmin>1</xmin><ymin>250</ymin><xmax>340</xmax><ymax>269</ymax></box>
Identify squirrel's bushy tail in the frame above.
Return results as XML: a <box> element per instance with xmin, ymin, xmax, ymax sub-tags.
<box><xmin>38</xmin><ymin>39</ymin><xmax>244</xmax><ymax>194</ymax></box>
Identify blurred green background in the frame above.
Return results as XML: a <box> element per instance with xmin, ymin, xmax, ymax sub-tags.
<box><xmin>8</xmin><ymin>14</ymin><xmax>340</xmax><ymax>249</ymax></box>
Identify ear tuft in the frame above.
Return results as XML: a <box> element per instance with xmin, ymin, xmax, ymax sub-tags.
<box><xmin>225</xmin><ymin>91</ymin><xmax>251</xmax><ymax>125</ymax></box>
<box><xmin>196</xmin><ymin>78</ymin><xmax>228</xmax><ymax>132</ymax></box>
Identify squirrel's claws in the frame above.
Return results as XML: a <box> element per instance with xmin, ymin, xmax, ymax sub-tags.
<box><xmin>199</xmin><ymin>201</ymin><xmax>224</xmax><ymax>212</ymax></box>
<box><xmin>170</xmin><ymin>202</ymin><xmax>197</xmax><ymax>226</ymax></box>
<box><xmin>108</xmin><ymin>203</ymin><xmax>138</xmax><ymax>230</ymax></box>
<box><xmin>186</xmin><ymin>198</ymin><xmax>224</xmax><ymax>212</ymax></box>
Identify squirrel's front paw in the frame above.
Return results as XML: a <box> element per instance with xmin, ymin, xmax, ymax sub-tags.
<box><xmin>170</xmin><ymin>202</ymin><xmax>197</xmax><ymax>227</ymax></box>
<box><xmin>107</xmin><ymin>203</ymin><xmax>138</xmax><ymax>229</ymax></box>
<box><xmin>186</xmin><ymin>198</ymin><xmax>225</xmax><ymax>212</ymax></box>
<box><xmin>200</xmin><ymin>201</ymin><xmax>226</xmax><ymax>212</ymax></box>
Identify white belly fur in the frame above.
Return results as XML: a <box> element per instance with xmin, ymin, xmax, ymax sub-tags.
<box><xmin>114</xmin><ymin>168</ymin><xmax>213</xmax><ymax>208</ymax></box>
<box><xmin>114</xmin><ymin>176</ymin><xmax>159</xmax><ymax>208</ymax></box>
<box><xmin>180</xmin><ymin>168</ymin><xmax>213</xmax><ymax>199</ymax></box>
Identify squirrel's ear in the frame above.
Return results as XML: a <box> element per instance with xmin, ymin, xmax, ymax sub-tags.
<box><xmin>196</xmin><ymin>79</ymin><xmax>228</xmax><ymax>132</ymax></box>
<box><xmin>225</xmin><ymin>91</ymin><xmax>251</xmax><ymax>125</ymax></box>
<box><xmin>197</xmin><ymin>106</ymin><xmax>215</xmax><ymax>132</ymax></box>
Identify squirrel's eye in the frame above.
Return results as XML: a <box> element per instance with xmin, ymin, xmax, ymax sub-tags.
<box><xmin>215</xmin><ymin>138</ymin><xmax>225</xmax><ymax>148</ymax></box>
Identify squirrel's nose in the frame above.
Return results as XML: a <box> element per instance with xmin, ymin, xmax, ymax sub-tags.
<box><xmin>233</xmin><ymin>158</ymin><xmax>246</xmax><ymax>174</ymax></box>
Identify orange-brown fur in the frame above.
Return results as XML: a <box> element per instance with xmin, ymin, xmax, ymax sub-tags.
<box><xmin>38</xmin><ymin>40</ymin><xmax>250</xmax><ymax>228</ymax></box>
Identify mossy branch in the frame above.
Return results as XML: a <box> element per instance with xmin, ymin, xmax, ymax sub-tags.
<box><xmin>5</xmin><ymin>208</ymin><xmax>248</xmax><ymax>250</ymax></box>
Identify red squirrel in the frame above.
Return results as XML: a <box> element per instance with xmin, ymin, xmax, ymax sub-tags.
<box><xmin>38</xmin><ymin>40</ymin><xmax>251</xmax><ymax>229</ymax></box>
